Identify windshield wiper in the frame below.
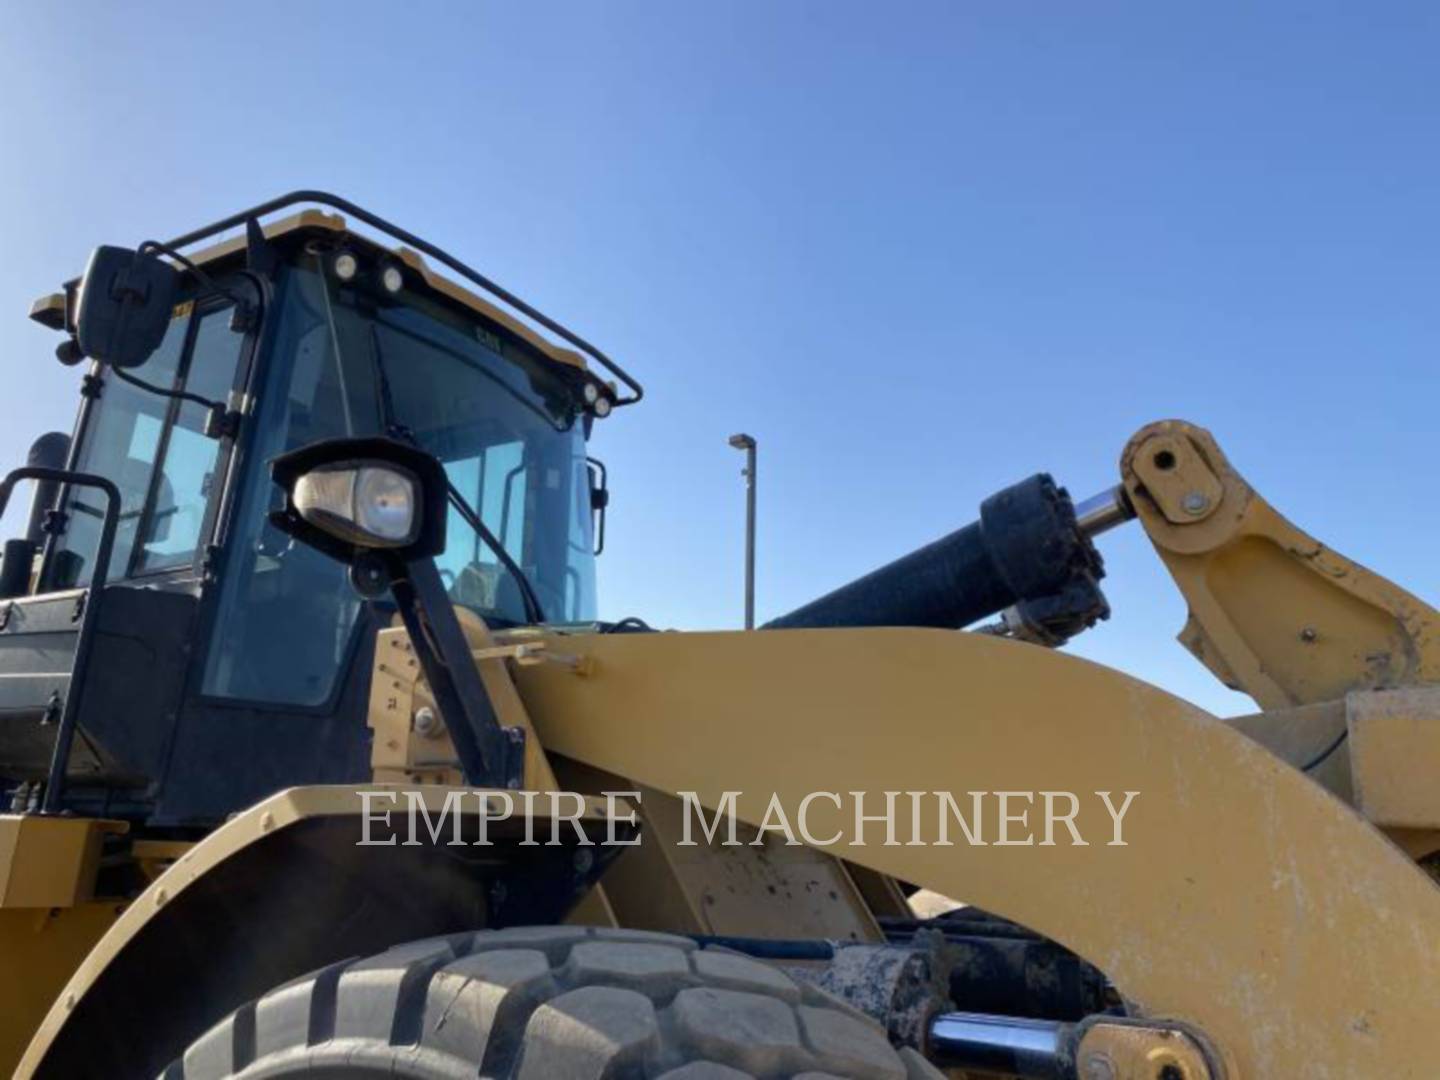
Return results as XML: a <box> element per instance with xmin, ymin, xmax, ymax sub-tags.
<box><xmin>368</xmin><ymin>324</ymin><xmax>547</xmax><ymax>626</ymax></box>
<box><xmin>369</xmin><ymin>324</ymin><xmax>415</xmax><ymax>443</ymax></box>
<box><xmin>445</xmin><ymin>484</ymin><xmax>546</xmax><ymax>625</ymax></box>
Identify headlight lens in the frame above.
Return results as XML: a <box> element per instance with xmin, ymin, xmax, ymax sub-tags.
<box><xmin>354</xmin><ymin>466</ymin><xmax>416</xmax><ymax>541</ymax></box>
<box><xmin>293</xmin><ymin>463</ymin><xmax>419</xmax><ymax>548</ymax></box>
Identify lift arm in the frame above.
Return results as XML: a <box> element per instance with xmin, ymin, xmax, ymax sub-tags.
<box><xmin>513</xmin><ymin>626</ymin><xmax>1440</xmax><ymax>1078</ymax></box>
<box><xmin>1120</xmin><ymin>419</ymin><xmax>1440</xmax><ymax>709</ymax></box>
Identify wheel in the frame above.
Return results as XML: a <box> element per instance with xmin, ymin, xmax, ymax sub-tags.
<box><xmin>164</xmin><ymin>925</ymin><xmax>944</xmax><ymax>1079</ymax></box>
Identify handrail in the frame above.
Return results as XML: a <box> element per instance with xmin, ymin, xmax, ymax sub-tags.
<box><xmin>159</xmin><ymin>190</ymin><xmax>644</xmax><ymax>406</ymax></box>
<box><xmin>0</xmin><ymin>466</ymin><xmax>121</xmax><ymax>813</ymax></box>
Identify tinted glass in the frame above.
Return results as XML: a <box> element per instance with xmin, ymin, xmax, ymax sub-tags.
<box><xmin>201</xmin><ymin>259</ymin><xmax>598</xmax><ymax>708</ymax></box>
<box><xmin>135</xmin><ymin>307</ymin><xmax>245</xmax><ymax>572</ymax></box>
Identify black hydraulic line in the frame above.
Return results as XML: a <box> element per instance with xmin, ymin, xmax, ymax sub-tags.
<box><xmin>1302</xmin><ymin>727</ymin><xmax>1350</xmax><ymax>772</ymax></box>
<box><xmin>688</xmin><ymin>934</ymin><xmax>837</xmax><ymax>961</ymax></box>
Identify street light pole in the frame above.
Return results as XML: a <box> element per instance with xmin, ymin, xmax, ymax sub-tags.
<box><xmin>728</xmin><ymin>433</ymin><xmax>757</xmax><ymax>629</ymax></box>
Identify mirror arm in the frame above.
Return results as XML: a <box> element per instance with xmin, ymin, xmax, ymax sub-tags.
<box><xmin>136</xmin><ymin>239</ymin><xmax>256</xmax><ymax>326</ymax></box>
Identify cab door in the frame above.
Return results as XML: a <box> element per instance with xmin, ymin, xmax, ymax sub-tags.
<box><xmin>45</xmin><ymin>299</ymin><xmax>250</xmax><ymax>589</ymax></box>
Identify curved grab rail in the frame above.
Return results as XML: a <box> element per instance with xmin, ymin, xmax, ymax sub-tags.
<box><xmin>158</xmin><ymin>190</ymin><xmax>644</xmax><ymax>406</ymax></box>
<box><xmin>0</xmin><ymin>466</ymin><xmax>120</xmax><ymax>813</ymax></box>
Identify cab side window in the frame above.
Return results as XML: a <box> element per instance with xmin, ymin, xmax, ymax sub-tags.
<box><xmin>50</xmin><ymin>301</ymin><xmax>245</xmax><ymax>586</ymax></box>
<box><xmin>134</xmin><ymin>308</ymin><xmax>245</xmax><ymax>573</ymax></box>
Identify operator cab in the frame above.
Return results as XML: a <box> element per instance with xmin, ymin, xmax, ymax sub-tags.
<box><xmin>0</xmin><ymin>195</ymin><xmax>629</xmax><ymax>828</ymax></box>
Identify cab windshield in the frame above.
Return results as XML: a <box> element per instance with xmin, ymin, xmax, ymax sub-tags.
<box><xmin>202</xmin><ymin>252</ymin><xmax>598</xmax><ymax>707</ymax></box>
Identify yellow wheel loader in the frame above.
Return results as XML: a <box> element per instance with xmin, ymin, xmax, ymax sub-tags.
<box><xmin>1</xmin><ymin>193</ymin><xmax>1437</xmax><ymax>1079</ymax></box>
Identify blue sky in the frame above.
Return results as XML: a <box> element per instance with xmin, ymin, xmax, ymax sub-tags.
<box><xmin>1</xmin><ymin>3</ymin><xmax>1436</xmax><ymax>716</ymax></box>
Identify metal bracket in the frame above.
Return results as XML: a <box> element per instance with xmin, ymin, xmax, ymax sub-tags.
<box><xmin>502</xmin><ymin>725</ymin><xmax>526</xmax><ymax>789</ymax></box>
<box><xmin>472</xmin><ymin>640</ymin><xmax>591</xmax><ymax>674</ymax></box>
<box><xmin>1121</xmin><ymin>419</ymin><xmax>1440</xmax><ymax>709</ymax></box>
<box><xmin>390</xmin><ymin>555</ymin><xmax>531</xmax><ymax>789</ymax></box>
<box><xmin>203</xmin><ymin>405</ymin><xmax>243</xmax><ymax>441</ymax></box>
<box><xmin>244</xmin><ymin>216</ymin><xmax>279</xmax><ymax>276</ymax></box>
<box><xmin>1074</xmin><ymin>1018</ymin><xmax>1224</xmax><ymax>1080</ymax></box>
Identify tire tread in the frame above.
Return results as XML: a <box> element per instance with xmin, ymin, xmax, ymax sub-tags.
<box><xmin>167</xmin><ymin>927</ymin><xmax>944</xmax><ymax>1080</ymax></box>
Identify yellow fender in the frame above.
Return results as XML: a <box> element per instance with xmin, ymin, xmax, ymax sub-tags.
<box><xmin>17</xmin><ymin>786</ymin><xmax>620</xmax><ymax>1079</ymax></box>
<box><xmin>516</xmin><ymin>626</ymin><xmax>1440</xmax><ymax>1078</ymax></box>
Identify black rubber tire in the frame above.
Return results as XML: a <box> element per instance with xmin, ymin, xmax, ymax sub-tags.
<box><xmin>163</xmin><ymin>926</ymin><xmax>944</xmax><ymax>1079</ymax></box>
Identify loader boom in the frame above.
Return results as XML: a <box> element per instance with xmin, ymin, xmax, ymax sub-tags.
<box><xmin>7</xmin><ymin>193</ymin><xmax>1440</xmax><ymax>1079</ymax></box>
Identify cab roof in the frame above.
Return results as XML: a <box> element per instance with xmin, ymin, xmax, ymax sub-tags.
<box><xmin>28</xmin><ymin>192</ymin><xmax>642</xmax><ymax>407</ymax></box>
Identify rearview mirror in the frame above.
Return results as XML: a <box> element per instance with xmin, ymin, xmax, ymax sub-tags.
<box><xmin>74</xmin><ymin>246</ymin><xmax>180</xmax><ymax>369</ymax></box>
<box><xmin>587</xmin><ymin>456</ymin><xmax>608</xmax><ymax>555</ymax></box>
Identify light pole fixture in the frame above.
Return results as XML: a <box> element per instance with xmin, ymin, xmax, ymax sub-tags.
<box><xmin>728</xmin><ymin>433</ymin><xmax>757</xmax><ymax>629</ymax></box>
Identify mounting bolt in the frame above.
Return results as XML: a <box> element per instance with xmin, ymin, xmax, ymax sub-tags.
<box><xmin>1300</xmin><ymin>627</ymin><xmax>1318</xmax><ymax>643</ymax></box>
<box><xmin>1181</xmin><ymin>492</ymin><xmax>1210</xmax><ymax>516</ymax></box>
<box><xmin>413</xmin><ymin>706</ymin><xmax>440</xmax><ymax>737</ymax></box>
<box><xmin>1081</xmin><ymin>1052</ymin><xmax>1117</xmax><ymax>1080</ymax></box>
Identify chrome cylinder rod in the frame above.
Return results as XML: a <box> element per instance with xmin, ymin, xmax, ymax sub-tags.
<box><xmin>1073</xmin><ymin>484</ymin><xmax>1135</xmax><ymax>538</ymax></box>
<box><xmin>927</xmin><ymin>1012</ymin><xmax>1067</xmax><ymax>1078</ymax></box>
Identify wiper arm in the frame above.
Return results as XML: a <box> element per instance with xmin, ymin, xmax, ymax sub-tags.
<box><xmin>369</xmin><ymin>324</ymin><xmax>415</xmax><ymax>443</ymax></box>
<box><xmin>369</xmin><ymin>324</ymin><xmax>547</xmax><ymax>626</ymax></box>
<box><xmin>446</xmin><ymin>484</ymin><xmax>547</xmax><ymax>625</ymax></box>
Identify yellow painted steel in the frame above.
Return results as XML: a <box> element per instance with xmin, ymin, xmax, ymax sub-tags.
<box><xmin>14</xmin><ymin>785</ymin><xmax>620</xmax><ymax>1079</ymax></box>
<box><xmin>0</xmin><ymin>816</ymin><xmax>127</xmax><ymax>1076</ymax></box>
<box><xmin>514</xmin><ymin>626</ymin><xmax>1440</xmax><ymax>1078</ymax></box>
<box><xmin>0</xmin><ymin>904</ymin><xmax>121</xmax><ymax>1078</ymax></box>
<box><xmin>1346</xmin><ymin>685</ymin><xmax>1440</xmax><ymax>829</ymax></box>
<box><xmin>1076</xmin><ymin>1019</ymin><xmax>1217</xmax><ymax>1079</ymax></box>
<box><xmin>1122</xmin><ymin>420</ymin><xmax>1440</xmax><ymax>709</ymax></box>
<box><xmin>0</xmin><ymin>816</ymin><xmax>124</xmax><ymax>909</ymax></box>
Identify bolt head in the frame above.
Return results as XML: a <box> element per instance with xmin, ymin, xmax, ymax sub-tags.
<box><xmin>1182</xmin><ymin>492</ymin><xmax>1210</xmax><ymax>515</ymax></box>
<box><xmin>1081</xmin><ymin>1052</ymin><xmax>1118</xmax><ymax>1080</ymax></box>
